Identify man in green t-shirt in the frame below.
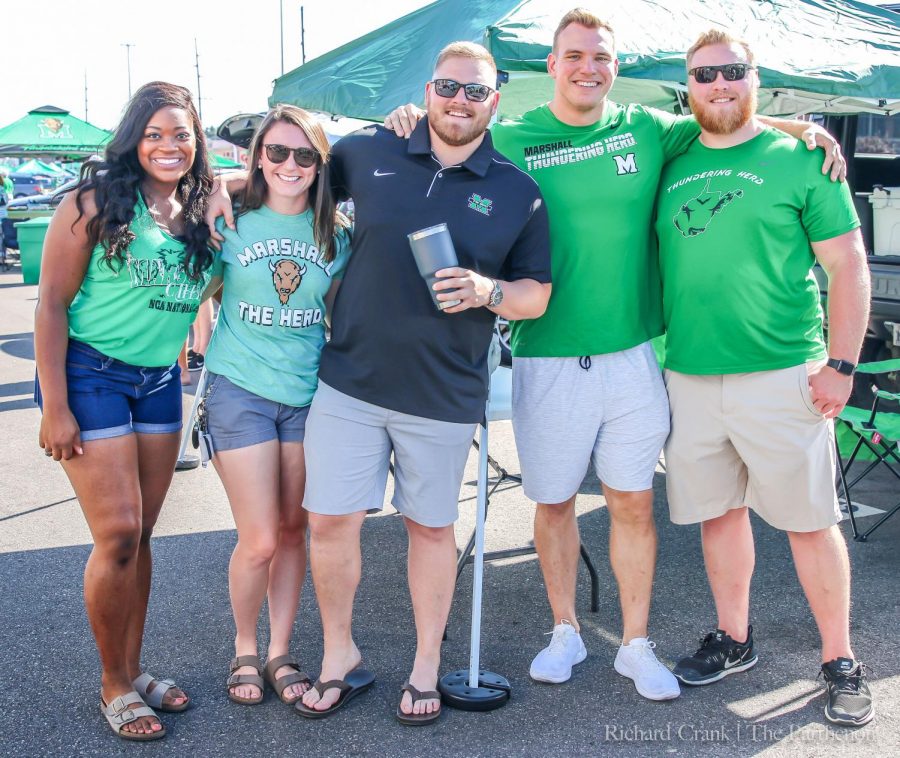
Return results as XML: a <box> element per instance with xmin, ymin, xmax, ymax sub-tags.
<box><xmin>656</xmin><ymin>29</ymin><xmax>872</xmax><ymax>728</ymax></box>
<box><xmin>387</xmin><ymin>8</ymin><xmax>845</xmax><ymax>702</ymax></box>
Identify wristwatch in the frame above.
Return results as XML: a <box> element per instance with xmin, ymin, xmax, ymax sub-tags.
<box><xmin>826</xmin><ymin>358</ymin><xmax>856</xmax><ymax>376</ymax></box>
<box><xmin>488</xmin><ymin>279</ymin><xmax>504</xmax><ymax>308</ymax></box>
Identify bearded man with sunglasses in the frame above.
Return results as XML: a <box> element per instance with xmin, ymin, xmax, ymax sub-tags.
<box><xmin>386</xmin><ymin>7</ymin><xmax>847</xmax><ymax>704</ymax></box>
<box><xmin>655</xmin><ymin>30</ymin><xmax>873</xmax><ymax>727</ymax></box>
<box><xmin>209</xmin><ymin>41</ymin><xmax>551</xmax><ymax>724</ymax></box>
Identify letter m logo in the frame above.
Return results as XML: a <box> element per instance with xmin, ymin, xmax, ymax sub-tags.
<box><xmin>613</xmin><ymin>153</ymin><xmax>638</xmax><ymax>175</ymax></box>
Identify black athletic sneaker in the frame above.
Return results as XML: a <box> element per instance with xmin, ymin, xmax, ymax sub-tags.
<box><xmin>187</xmin><ymin>349</ymin><xmax>204</xmax><ymax>372</ymax></box>
<box><xmin>821</xmin><ymin>658</ymin><xmax>874</xmax><ymax>727</ymax></box>
<box><xmin>673</xmin><ymin>626</ymin><xmax>758</xmax><ymax>685</ymax></box>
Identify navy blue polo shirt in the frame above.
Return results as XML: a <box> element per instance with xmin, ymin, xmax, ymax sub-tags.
<box><xmin>319</xmin><ymin>119</ymin><xmax>551</xmax><ymax>423</ymax></box>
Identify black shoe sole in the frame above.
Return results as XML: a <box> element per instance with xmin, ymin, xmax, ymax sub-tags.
<box><xmin>674</xmin><ymin>655</ymin><xmax>758</xmax><ymax>686</ymax></box>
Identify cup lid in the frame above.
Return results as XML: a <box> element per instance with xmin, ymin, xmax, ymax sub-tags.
<box><xmin>408</xmin><ymin>223</ymin><xmax>448</xmax><ymax>242</ymax></box>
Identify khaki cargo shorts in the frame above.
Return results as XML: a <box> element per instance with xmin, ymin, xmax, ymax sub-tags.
<box><xmin>663</xmin><ymin>361</ymin><xmax>841</xmax><ymax>532</ymax></box>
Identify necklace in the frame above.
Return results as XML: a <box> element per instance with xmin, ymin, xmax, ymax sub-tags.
<box><xmin>141</xmin><ymin>187</ymin><xmax>183</xmax><ymax>237</ymax></box>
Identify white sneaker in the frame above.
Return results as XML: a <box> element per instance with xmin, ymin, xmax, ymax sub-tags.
<box><xmin>529</xmin><ymin>620</ymin><xmax>587</xmax><ymax>683</ymax></box>
<box><xmin>614</xmin><ymin>637</ymin><xmax>681</xmax><ymax>701</ymax></box>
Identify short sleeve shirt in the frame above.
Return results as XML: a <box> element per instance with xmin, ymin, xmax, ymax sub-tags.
<box><xmin>491</xmin><ymin>103</ymin><xmax>700</xmax><ymax>357</ymax></box>
<box><xmin>655</xmin><ymin>128</ymin><xmax>860</xmax><ymax>374</ymax></box>
<box><xmin>205</xmin><ymin>206</ymin><xmax>350</xmax><ymax>406</ymax></box>
<box><xmin>318</xmin><ymin>120</ymin><xmax>551</xmax><ymax>423</ymax></box>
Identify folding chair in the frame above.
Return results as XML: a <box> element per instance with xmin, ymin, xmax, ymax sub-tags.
<box><xmin>835</xmin><ymin>357</ymin><xmax>900</xmax><ymax>541</ymax></box>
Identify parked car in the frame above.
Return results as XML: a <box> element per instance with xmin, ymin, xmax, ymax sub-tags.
<box><xmin>817</xmin><ymin>115</ymin><xmax>900</xmax><ymax>398</ymax></box>
<box><xmin>2</xmin><ymin>180</ymin><xmax>74</xmax><ymax>249</ymax></box>
<box><xmin>10</xmin><ymin>174</ymin><xmax>57</xmax><ymax>198</ymax></box>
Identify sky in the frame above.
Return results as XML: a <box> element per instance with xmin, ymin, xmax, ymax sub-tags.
<box><xmin>1</xmin><ymin>0</ymin><xmax>434</xmax><ymax>132</ymax></box>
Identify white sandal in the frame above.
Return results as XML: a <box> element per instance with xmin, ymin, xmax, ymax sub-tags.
<box><xmin>100</xmin><ymin>690</ymin><xmax>166</xmax><ymax>742</ymax></box>
<box><xmin>133</xmin><ymin>672</ymin><xmax>190</xmax><ymax>712</ymax></box>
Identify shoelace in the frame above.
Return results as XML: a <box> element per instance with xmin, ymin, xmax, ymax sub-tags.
<box><xmin>544</xmin><ymin>626</ymin><xmax>574</xmax><ymax>655</ymax></box>
<box><xmin>693</xmin><ymin>632</ymin><xmax>728</xmax><ymax>660</ymax></box>
<box><xmin>818</xmin><ymin>662</ymin><xmax>872</xmax><ymax>694</ymax></box>
<box><xmin>630</xmin><ymin>640</ymin><xmax>669</xmax><ymax>671</ymax></box>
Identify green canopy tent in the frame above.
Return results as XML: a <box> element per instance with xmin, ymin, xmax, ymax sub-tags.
<box><xmin>0</xmin><ymin>105</ymin><xmax>111</xmax><ymax>159</ymax></box>
<box><xmin>11</xmin><ymin>159</ymin><xmax>68</xmax><ymax>177</ymax></box>
<box><xmin>269</xmin><ymin>0</ymin><xmax>900</xmax><ymax>120</ymax></box>
<box><xmin>210</xmin><ymin>153</ymin><xmax>243</xmax><ymax>170</ymax></box>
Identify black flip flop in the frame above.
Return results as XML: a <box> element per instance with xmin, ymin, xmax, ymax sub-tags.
<box><xmin>395</xmin><ymin>682</ymin><xmax>442</xmax><ymax>726</ymax></box>
<box><xmin>294</xmin><ymin>667</ymin><xmax>375</xmax><ymax>719</ymax></box>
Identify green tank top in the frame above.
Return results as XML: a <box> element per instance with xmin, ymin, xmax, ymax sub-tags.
<box><xmin>68</xmin><ymin>193</ymin><xmax>210</xmax><ymax>367</ymax></box>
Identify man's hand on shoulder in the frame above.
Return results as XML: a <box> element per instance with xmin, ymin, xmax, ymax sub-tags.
<box><xmin>808</xmin><ymin>363</ymin><xmax>853</xmax><ymax>418</ymax></box>
<box><xmin>206</xmin><ymin>171</ymin><xmax>247</xmax><ymax>249</ymax></box>
<box><xmin>801</xmin><ymin>123</ymin><xmax>847</xmax><ymax>183</ymax></box>
<box><xmin>384</xmin><ymin>104</ymin><xmax>425</xmax><ymax>139</ymax></box>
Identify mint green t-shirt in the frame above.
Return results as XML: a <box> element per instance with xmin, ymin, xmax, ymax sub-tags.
<box><xmin>205</xmin><ymin>205</ymin><xmax>351</xmax><ymax>407</ymax></box>
<box><xmin>655</xmin><ymin>128</ymin><xmax>860</xmax><ymax>375</ymax></box>
<box><xmin>491</xmin><ymin>103</ymin><xmax>700</xmax><ymax>357</ymax></box>
<box><xmin>68</xmin><ymin>193</ymin><xmax>210</xmax><ymax>367</ymax></box>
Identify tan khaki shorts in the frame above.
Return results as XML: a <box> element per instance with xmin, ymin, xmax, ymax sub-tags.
<box><xmin>663</xmin><ymin>361</ymin><xmax>840</xmax><ymax>532</ymax></box>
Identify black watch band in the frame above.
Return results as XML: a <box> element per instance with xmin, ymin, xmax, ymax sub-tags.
<box><xmin>826</xmin><ymin>358</ymin><xmax>856</xmax><ymax>376</ymax></box>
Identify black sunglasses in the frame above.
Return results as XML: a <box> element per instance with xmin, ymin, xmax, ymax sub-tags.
<box><xmin>431</xmin><ymin>79</ymin><xmax>495</xmax><ymax>103</ymax></box>
<box><xmin>688</xmin><ymin>63</ymin><xmax>755</xmax><ymax>84</ymax></box>
<box><xmin>264</xmin><ymin>144</ymin><xmax>319</xmax><ymax>168</ymax></box>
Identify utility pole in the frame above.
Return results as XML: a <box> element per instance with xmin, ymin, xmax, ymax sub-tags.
<box><xmin>122</xmin><ymin>43</ymin><xmax>135</xmax><ymax>99</ymax></box>
<box><xmin>301</xmin><ymin>5</ymin><xmax>306</xmax><ymax>64</ymax></box>
<box><xmin>194</xmin><ymin>38</ymin><xmax>203</xmax><ymax>121</ymax></box>
<box><xmin>84</xmin><ymin>70</ymin><xmax>89</xmax><ymax>122</ymax></box>
<box><xmin>279</xmin><ymin>0</ymin><xmax>285</xmax><ymax>75</ymax></box>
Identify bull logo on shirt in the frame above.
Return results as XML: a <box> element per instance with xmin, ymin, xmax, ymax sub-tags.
<box><xmin>673</xmin><ymin>179</ymin><xmax>744</xmax><ymax>238</ymax></box>
<box><xmin>269</xmin><ymin>259</ymin><xmax>307</xmax><ymax>305</ymax></box>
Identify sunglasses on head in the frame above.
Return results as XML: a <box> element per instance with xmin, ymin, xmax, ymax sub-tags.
<box><xmin>430</xmin><ymin>79</ymin><xmax>495</xmax><ymax>103</ymax></box>
<box><xmin>688</xmin><ymin>63</ymin><xmax>755</xmax><ymax>84</ymax></box>
<box><xmin>264</xmin><ymin>144</ymin><xmax>319</xmax><ymax>168</ymax></box>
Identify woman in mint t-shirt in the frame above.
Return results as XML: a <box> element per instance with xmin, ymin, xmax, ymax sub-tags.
<box><xmin>202</xmin><ymin>105</ymin><xmax>350</xmax><ymax>708</ymax></box>
<box><xmin>34</xmin><ymin>82</ymin><xmax>213</xmax><ymax>741</ymax></box>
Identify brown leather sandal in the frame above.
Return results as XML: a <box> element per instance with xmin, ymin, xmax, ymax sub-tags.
<box><xmin>227</xmin><ymin>654</ymin><xmax>265</xmax><ymax>705</ymax></box>
<box><xmin>264</xmin><ymin>654</ymin><xmax>312</xmax><ymax>705</ymax></box>
<box><xmin>395</xmin><ymin>682</ymin><xmax>442</xmax><ymax>725</ymax></box>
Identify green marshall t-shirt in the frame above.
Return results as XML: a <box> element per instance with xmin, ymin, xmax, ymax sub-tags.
<box><xmin>655</xmin><ymin>128</ymin><xmax>860</xmax><ymax>375</ymax></box>
<box><xmin>491</xmin><ymin>103</ymin><xmax>700</xmax><ymax>357</ymax></box>
<box><xmin>205</xmin><ymin>205</ymin><xmax>350</xmax><ymax>407</ymax></box>
<box><xmin>68</xmin><ymin>194</ymin><xmax>210</xmax><ymax>367</ymax></box>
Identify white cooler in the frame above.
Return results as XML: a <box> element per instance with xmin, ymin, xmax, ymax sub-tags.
<box><xmin>869</xmin><ymin>187</ymin><xmax>900</xmax><ymax>256</ymax></box>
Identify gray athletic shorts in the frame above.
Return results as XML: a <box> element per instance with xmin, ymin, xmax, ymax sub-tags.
<box><xmin>303</xmin><ymin>382</ymin><xmax>477</xmax><ymax>527</ymax></box>
<box><xmin>205</xmin><ymin>372</ymin><xmax>310</xmax><ymax>452</ymax></box>
<box><xmin>512</xmin><ymin>341</ymin><xmax>669</xmax><ymax>503</ymax></box>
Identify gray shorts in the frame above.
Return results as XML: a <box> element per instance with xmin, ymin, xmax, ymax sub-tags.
<box><xmin>303</xmin><ymin>382</ymin><xmax>476</xmax><ymax>527</ymax></box>
<box><xmin>204</xmin><ymin>372</ymin><xmax>310</xmax><ymax>452</ymax></box>
<box><xmin>512</xmin><ymin>341</ymin><xmax>669</xmax><ymax>503</ymax></box>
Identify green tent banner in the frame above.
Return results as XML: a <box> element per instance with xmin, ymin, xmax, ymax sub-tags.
<box><xmin>0</xmin><ymin>105</ymin><xmax>111</xmax><ymax>159</ymax></box>
<box><xmin>270</xmin><ymin>0</ymin><xmax>900</xmax><ymax>121</ymax></box>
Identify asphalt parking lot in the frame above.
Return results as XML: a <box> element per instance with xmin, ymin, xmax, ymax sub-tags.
<box><xmin>1</xmin><ymin>266</ymin><xmax>897</xmax><ymax>757</ymax></box>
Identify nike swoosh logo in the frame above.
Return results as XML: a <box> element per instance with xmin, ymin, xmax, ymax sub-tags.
<box><xmin>723</xmin><ymin>656</ymin><xmax>745</xmax><ymax>669</ymax></box>
<box><xmin>373</xmin><ymin>169</ymin><xmax>395</xmax><ymax>177</ymax></box>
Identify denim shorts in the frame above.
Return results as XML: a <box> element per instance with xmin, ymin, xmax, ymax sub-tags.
<box><xmin>34</xmin><ymin>340</ymin><xmax>182</xmax><ymax>442</ymax></box>
<box><xmin>204</xmin><ymin>372</ymin><xmax>310</xmax><ymax>453</ymax></box>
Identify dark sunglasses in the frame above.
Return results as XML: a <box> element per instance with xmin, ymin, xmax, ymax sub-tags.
<box><xmin>264</xmin><ymin>144</ymin><xmax>319</xmax><ymax>168</ymax></box>
<box><xmin>688</xmin><ymin>63</ymin><xmax>755</xmax><ymax>84</ymax></box>
<box><xmin>431</xmin><ymin>78</ymin><xmax>495</xmax><ymax>103</ymax></box>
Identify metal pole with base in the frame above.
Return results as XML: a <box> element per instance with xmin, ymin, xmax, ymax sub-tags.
<box><xmin>438</xmin><ymin>418</ymin><xmax>511</xmax><ymax>711</ymax></box>
<box><xmin>175</xmin><ymin>366</ymin><xmax>208</xmax><ymax>471</ymax></box>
